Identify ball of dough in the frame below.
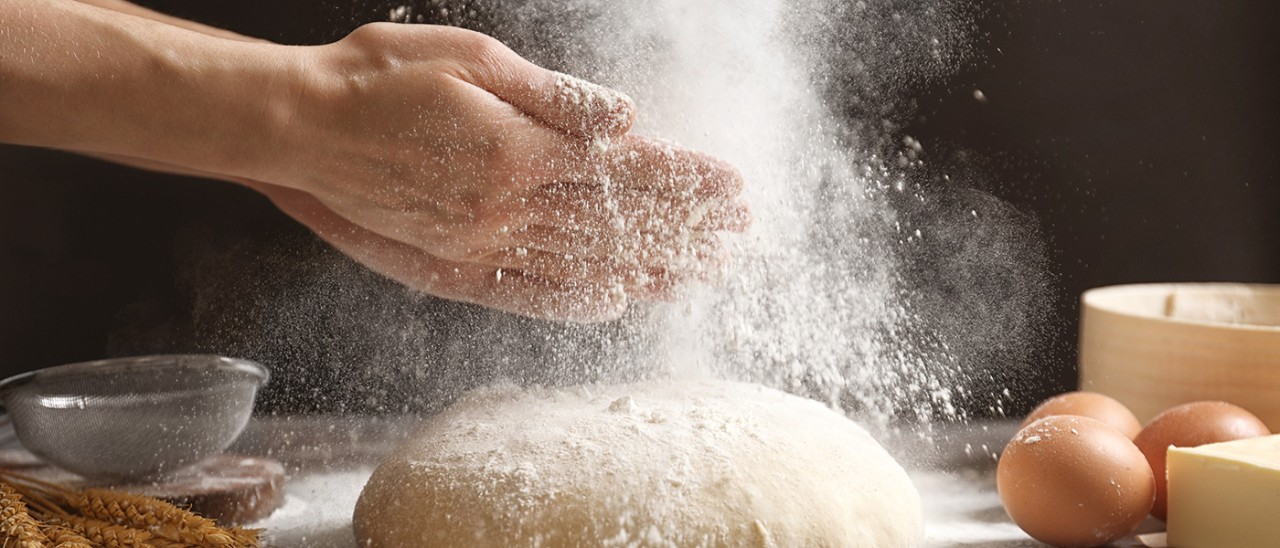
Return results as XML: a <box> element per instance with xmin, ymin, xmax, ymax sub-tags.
<box><xmin>354</xmin><ymin>378</ymin><xmax>923</xmax><ymax>547</ymax></box>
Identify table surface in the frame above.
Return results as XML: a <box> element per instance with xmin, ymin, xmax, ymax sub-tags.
<box><xmin>227</xmin><ymin>416</ymin><xmax>1165</xmax><ymax>547</ymax></box>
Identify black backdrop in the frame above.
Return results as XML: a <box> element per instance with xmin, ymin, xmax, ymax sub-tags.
<box><xmin>1</xmin><ymin>1</ymin><xmax>1277</xmax><ymax>415</ymax></box>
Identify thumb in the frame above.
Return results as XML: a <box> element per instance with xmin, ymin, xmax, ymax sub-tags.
<box><xmin>540</xmin><ymin>71</ymin><xmax>637</xmax><ymax>139</ymax></box>
<box><xmin>458</xmin><ymin>36</ymin><xmax>636</xmax><ymax>139</ymax></box>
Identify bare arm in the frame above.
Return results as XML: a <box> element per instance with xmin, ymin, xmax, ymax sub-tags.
<box><xmin>52</xmin><ymin>1</ymin><xmax>267</xmax><ymax>177</ymax></box>
<box><xmin>0</xmin><ymin>0</ymin><xmax>297</xmax><ymax>178</ymax></box>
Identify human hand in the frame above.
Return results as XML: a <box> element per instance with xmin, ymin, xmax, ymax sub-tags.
<box><xmin>247</xmin><ymin>24</ymin><xmax>748</xmax><ymax>321</ymax></box>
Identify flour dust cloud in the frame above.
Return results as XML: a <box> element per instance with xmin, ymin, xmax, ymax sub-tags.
<box><xmin>145</xmin><ymin>0</ymin><xmax>1053</xmax><ymax>425</ymax></box>
<box><xmin>474</xmin><ymin>0</ymin><xmax>1054</xmax><ymax>428</ymax></box>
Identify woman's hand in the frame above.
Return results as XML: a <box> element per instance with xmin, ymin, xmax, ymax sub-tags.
<box><xmin>249</xmin><ymin>23</ymin><xmax>749</xmax><ymax>320</ymax></box>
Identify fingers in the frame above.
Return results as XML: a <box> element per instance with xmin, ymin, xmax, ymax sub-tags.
<box><xmin>509</xmin><ymin>134</ymin><xmax>748</xmax><ymax>284</ymax></box>
<box><xmin>243</xmin><ymin>179</ymin><xmax>630</xmax><ymax>323</ymax></box>
<box><xmin>481</xmin><ymin>247</ymin><xmax>686</xmax><ymax>303</ymax></box>
<box><xmin>523</xmin><ymin>135</ymin><xmax>749</xmax><ymax>232</ymax></box>
<box><xmin>600</xmin><ymin>136</ymin><xmax>745</xmax><ymax>197</ymax></box>
<box><xmin>538</xmin><ymin>72</ymin><xmax>637</xmax><ymax>139</ymax></box>
<box><xmin>481</xmin><ymin>247</ymin><xmax>646</xmax><ymax>287</ymax></box>
<box><xmin>527</xmin><ymin>184</ymin><xmax>751</xmax><ymax>235</ymax></box>
<box><xmin>448</xmin><ymin>30</ymin><xmax>636</xmax><ymax>140</ymax></box>
<box><xmin>502</xmin><ymin>225</ymin><xmax>725</xmax><ymax>297</ymax></box>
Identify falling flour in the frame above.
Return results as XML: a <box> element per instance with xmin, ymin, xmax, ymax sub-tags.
<box><xmin>236</xmin><ymin>2</ymin><xmax>1059</xmax><ymax>543</ymax></box>
<box><xmin>483</xmin><ymin>0</ymin><xmax>1052</xmax><ymax>431</ymax></box>
<box><xmin>166</xmin><ymin>1</ymin><xmax>1052</xmax><ymax>427</ymax></box>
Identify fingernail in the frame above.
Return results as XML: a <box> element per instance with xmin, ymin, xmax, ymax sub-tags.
<box><xmin>704</xmin><ymin>202</ymin><xmax>752</xmax><ymax>232</ymax></box>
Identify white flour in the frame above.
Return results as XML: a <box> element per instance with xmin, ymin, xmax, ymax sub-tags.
<box><xmin>507</xmin><ymin>0</ymin><xmax>980</xmax><ymax>427</ymax></box>
<box><xmin>551</xmin><ymin>73</ymin><xmax>634</xmax><ymax>133</ymax></box>
<box><xmin>292</xmin><ymin>0</ymin><xmax>1055</xmax><ymax>424</ymax></box>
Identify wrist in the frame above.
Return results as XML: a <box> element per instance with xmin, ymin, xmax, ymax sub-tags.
<box><xmin>107</xmin><ymin>34</ymin><xmax>312</xmax><ymax>182</ymax></box>
<box><xmin>149</xmin><ymin>39</ymin><xmax>313</xmax><ymax>182</ymax></box>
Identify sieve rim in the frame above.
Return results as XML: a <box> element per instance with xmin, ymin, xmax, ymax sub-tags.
<box><xmin>0</xmin><ymin>354</ymin><xmax>269</xmax><ymax>404</ymax></box>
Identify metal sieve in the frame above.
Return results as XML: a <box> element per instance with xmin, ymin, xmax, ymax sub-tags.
<box><xmin>0</xmin><ymin>355</ymin><xmax>268</xmax><ymax>481</ymax></box>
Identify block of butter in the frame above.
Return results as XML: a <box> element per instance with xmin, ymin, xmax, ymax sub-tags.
<box><xmin>1167</xmin><ymin>434</ymin><xmax>1280</xmax><ymax>548</ymax></box>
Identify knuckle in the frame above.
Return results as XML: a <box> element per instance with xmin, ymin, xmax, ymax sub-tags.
<box><xmin>481</xmin><ymin>133</ymin><xmax>520</xmax><ymax>170</ymax></box>
<box><xmin>466</xmin><ymin>33</ymin><xmax>512</xmax><ymax>67</ymax></box>
<box><xmin>446</xmin><ymin>29</ymin><xmax>514</xmax><ymax>76</ymax></box>
<box><xmin>335</xmin><ymin>23</ymin><xmax>408</xmax><ymax>74</ymax></box>
<box><xmin>346</xmin><ymin>22</ymin><xmax>399</xmax><ymax>45</ymax></box>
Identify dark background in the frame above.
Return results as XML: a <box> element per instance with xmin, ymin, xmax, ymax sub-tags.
<box><xmin>1</xmin><ymin>1</ymin><xmax>1276</xmax><ymax>415</ymax></box>
<box><xmin>904</xmin><ymin>1</ymin><xmax>1280</xmax><ymax>406</ymax></box>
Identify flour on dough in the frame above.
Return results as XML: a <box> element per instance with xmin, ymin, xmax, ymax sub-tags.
<box><xmin>354</xmin><ymin>378</ymin><xmax>923</xmax><ymax>547</ymax></box>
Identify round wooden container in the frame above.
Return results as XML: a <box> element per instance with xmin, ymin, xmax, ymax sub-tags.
<box><xmin>1079</xmin><ymin>283</ymin><xmax>1280</xmax><ymax>429</ymax></box>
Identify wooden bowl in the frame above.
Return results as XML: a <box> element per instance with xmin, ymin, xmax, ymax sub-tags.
<box><xmin>1079</xmin><ymin>283</ymin><xmax>1280</xmax><ymax>429</ymax></box>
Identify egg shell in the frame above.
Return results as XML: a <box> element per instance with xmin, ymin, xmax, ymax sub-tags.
<box><xmin>1133</xmin><ymin>400</ymin><xmax>1270</xmax><ymax>520</ymax></box>
<box><xmin>1022</xmin><ymin>391</ymin><xmax>1143</xmax><ymax>439</ymax></box>
<box><xmin>998</xmin><ymin>415</ymin><xmax>1155</xmax><ymax>547</ymax></box>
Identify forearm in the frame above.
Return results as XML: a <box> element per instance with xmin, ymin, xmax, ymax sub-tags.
<box><xmin>72</xmin><ymin>0</ymin><xmax>265</xmax><ymax>42</ymax></box>
<box><xmin>0</xmin><ymin>0</ymin><xmax>302</xmax><ymax>179</ymax></box>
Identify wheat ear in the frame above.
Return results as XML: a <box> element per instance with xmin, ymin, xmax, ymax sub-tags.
<box><xmin>68</xmin><ymin>490</ymin><xmax>239</xmax><ymax>547</ymax></box>
<box><xmin>226</xmin><ymin>526</ymin><xmax>261</xmax><ymax>547</ymax></box>
<box><xmin>1</xmin><ymin>481</ymin><xmax>51</xmax><ymax>548</ymax></box>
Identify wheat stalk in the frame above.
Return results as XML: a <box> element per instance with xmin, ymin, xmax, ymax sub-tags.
<box><xmin>1</xmin><ymin>481</ymin><xmax>51</xmax><ymax>548</ymax></box>
<box><xmin>0</xmin><ymin>471</ymin><xmax>262</xmax><ymax>548</ymax></box>
<box><xmin>0</xmin><ymin>473</ymin><xmax>70</xmax><ymax>519</ymax></box>
<box><xmin>40</xmin><ymin>524</ymin><xmax>94</xmax><ymax>548</ymax></box>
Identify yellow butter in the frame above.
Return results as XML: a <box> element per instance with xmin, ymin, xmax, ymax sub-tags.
<box><xmin>1167</xmin><ymin>434</ymin><xmax>1280</xmax><ymax>548</ymax></box>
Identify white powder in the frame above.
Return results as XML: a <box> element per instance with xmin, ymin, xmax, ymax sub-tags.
<box><xmin>522</xmin><ymin>1</ymin><xmax>950</xmax><ymax>426</ymax></box>
<box><xmin>550</xmin><ymin>73</ymin><xmax>634</xmax><ymax>134</ymax></box>
<box><xmin>260</xmin><ymin>0</ymin><xmax>1053</xmax><ymax>424</ymax></box>
<box><xmin>504</xmin><ymin>0</ymin><xmax>1057</xmax><ymax>433</ymax></box>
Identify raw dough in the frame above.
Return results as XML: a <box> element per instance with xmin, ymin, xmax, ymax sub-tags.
<box><xmin>353</xmin><ymin>378</ymin><xmax>923</xmax><ymax>547</ymax></box>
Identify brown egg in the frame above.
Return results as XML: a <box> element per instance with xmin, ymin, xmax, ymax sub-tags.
<box><xmin>1022</xmin><ymin>391</ymin><xmax>1142</xmax><ymax>439</ymax></box>
<box><xmin>1133</xmin><ymin>401</ymin><xmax>1270</xmax><ymax>520</ymax></box>
<box><xmin>998</xmin><ymin>416</ymin><xmax>1154</xmax><ymax>547</ymax></box>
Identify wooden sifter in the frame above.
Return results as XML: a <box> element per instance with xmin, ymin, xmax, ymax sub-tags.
<box><xmin>1079</xmin><ymin>283</ymin><xmax>1280</xmax><ymax>429</ymax></box>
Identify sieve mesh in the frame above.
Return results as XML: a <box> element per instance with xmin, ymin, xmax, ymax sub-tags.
<box><xmin>0</xmin><ymin>355</ymin><xmax>267</xmax><ymax>481</ymax></box>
